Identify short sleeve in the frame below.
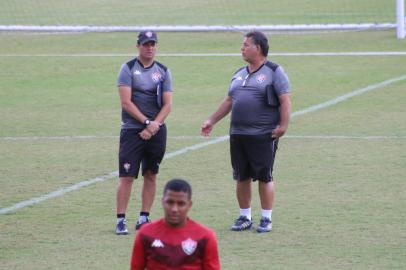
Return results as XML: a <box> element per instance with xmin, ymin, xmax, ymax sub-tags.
<box><xmin>117</xmin><ymin>63</ymin><xmax>132</xmax><ymax>87</ymax></box>
<box><xmin>273</xmin><ymin>66</ymin><xmax>291</xmax><ymax>95</ymax></box>
<box><xmin>162</xmin><ymin>69</ymin><xmax>173</xmax><ymax>92</ymax></box>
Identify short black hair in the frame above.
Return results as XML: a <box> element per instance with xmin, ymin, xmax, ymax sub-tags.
<box><xmin>245</xmin><ymin>31</ymin><xmax>269</xmax><ymax>57</ymax></box>
<box><xmin>163</xmin><ymin>179</ymin><xmax>192</xmax><ymax>199</ymax></box>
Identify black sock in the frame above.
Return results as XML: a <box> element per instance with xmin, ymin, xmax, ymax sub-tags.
<box><xmin>117</xmin><ymin>213</ymin><xmax>125</xmax><ymax>219</ymax></box>
<box><xmin>140</xmin><ymin>212</ymin><xmax>149</xmax><ymax>217</ymax></box>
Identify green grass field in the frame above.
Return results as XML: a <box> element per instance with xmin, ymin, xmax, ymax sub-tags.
<box><xmin>1</xmin><ymin>28</ymin><xmax>405</xmax><ymax>270</ymax></box>
<box><xmin>0</xmin><ymin>0</ymin><xmax>394</xmax><ymax>25</ymax></box>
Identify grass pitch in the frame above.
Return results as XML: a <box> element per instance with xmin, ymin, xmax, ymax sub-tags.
<box><xmin>0</xmin><ymin>29</ymin><xmax>405</xmax><ymax>270</ymax></box>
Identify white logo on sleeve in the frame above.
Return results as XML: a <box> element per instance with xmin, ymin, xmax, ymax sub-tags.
<box><xmin>181</xmin><ymin>238</ymin><xmax>197</xmax><ymax>255</ymax></box>
<box><xmin>151</xmin><ymin>239</ymin><xmax>165</xmax><ymax>248</ymax></box>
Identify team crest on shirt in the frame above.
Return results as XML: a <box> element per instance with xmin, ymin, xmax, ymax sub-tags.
<box><xmin>151</xmin><ymin>72</ymin><xmax>161</xmax><ymax>82</ymax></box>
<box><xmin>256</xmin><ymin>73</ymin><xmax>266</xmax><ymax>83</ymax></box>
<box><xmin>123</xmin><ymin>163</ymin><xmax>131</xmax><ymax>173</ymax></box>
<box><xmin>181</xmin><ymin>238</ymin><xmax>197</xmax><ymax>255</ymax></box>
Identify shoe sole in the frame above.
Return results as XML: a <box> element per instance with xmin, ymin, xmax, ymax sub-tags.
<box><xmin>116</xmin><ymin>231</ymin><xmax>128</xmax><ymax>235</ymax></box>
<box><xmin>230</xmin><ymin>224</ymin><xmax>253</xmax><ymax>231</ymax></box>
<box><xmin>256</xmin><ymin>227</ymin><xmax>272</xmax><ymax>233</ymax></box>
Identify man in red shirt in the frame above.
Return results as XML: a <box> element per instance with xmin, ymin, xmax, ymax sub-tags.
<box><xmin>131</xmin><ymin>179</ymin><xmax>221</xmax><ymax>270</ymax></box>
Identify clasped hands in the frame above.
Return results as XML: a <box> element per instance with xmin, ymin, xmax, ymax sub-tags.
<box><xmin>139</xmin><ymin>120</ymin><xmax>161</xmax><ymax>140</ymax></box>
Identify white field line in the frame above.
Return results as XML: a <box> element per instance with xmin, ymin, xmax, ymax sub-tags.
<box><xmin>1</xmin><ymin>74</ymin><xmax>405</xmax><ymax>214</ymax></box>
<box><xmin>285</xmin><ymin>135</ymin><xmax>406</xmax><ymax>139</ymax></box>
<box><xmin>0</xmin><ymin>136</ymin><xmax>229</xmax><ymax>215</ymax></box>
<box><xmin>1</xmin><ymin>135</ymin><xmax>406</xmax><ymax>141</ymax></box>
<box><xmin>291</xmin><ymin>75</ymin><xmax>406</xmax><ymax>118</ymax></box>
<box><xmin>0</xmin><ymin>52</ymin><xmax>406</xmax><ymax>57</ymax></box>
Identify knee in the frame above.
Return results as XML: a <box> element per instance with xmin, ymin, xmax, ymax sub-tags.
<box><xmin>143</xmin><ymin>171</ymin><xmax>157</xmax><ymax>182</ymax></box>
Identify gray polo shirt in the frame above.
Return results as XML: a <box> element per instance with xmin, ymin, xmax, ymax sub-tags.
<box><xmin>117</xmin><ymin>58</ymin><xmax>172</xmax><ymax>129</ymax></box>
<box><xmin>228</xmin><ymin>61</ymin><xmax>290</xmax><ymax>135</ymax></box>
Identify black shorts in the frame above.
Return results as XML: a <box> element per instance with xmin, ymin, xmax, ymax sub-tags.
<box><xmin>118</xmin><ymin>125</ymin><xmax>167</xmax><ymax>178</ymax></box>
<box><xmin>230</xmin><ymin>133</ymin><xmax>278</xmax><ymax>182</ymax></box>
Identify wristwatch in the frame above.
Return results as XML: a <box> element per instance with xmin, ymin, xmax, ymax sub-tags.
<box><xmin>144</xmin><ymin>119</ymin><xmax>151</xmax><ymax>126</ymax></box>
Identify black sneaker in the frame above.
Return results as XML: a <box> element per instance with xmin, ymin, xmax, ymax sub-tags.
<box><xmin>230</xmin><ymin>215</ymin><xmax>253</xmax><ymax>231</ymax></box>
<box><xmin>135</xmin><ymin>216</ymin><xmax>151</xmax><ymax>230</ymax></box>
<box><xmin>256</xmin><ymin>217</ymin><xmax>272</xmax><ymax>233</ymax></box>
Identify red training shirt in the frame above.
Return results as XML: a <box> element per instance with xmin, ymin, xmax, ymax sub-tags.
<box><xmin>131</xmin><ymin>218</ymin><xmax>220</xmax><ymax>270</ymax></box>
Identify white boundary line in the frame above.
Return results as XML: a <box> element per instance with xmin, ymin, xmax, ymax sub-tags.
<box><xmin>291</xmin><ymin>75</ymin><xmax>406</xmax><ymax>118</ymax></box>
<box><xmin>1</xmin><ymin>135</ymin><xmax>406</xmax><ymax>141</ymax></box>
<box><xmin>1</xmin><ymin>74</ymin><xmax>405</xmax><ymax>214</ymax></box>
<box><xmin>286</xmin><ymin>135</ymin><xmax>406</xmax><ymax>140</ymax></box>
<box><xmin>0</xmin><ymin>52</ymin><xmax>406</xmax><ymax>57</ymax></box>
<box><xmin>0</xmin><ymin>136</ymin><xmax>229</xmax><ymax>215</ymax></box>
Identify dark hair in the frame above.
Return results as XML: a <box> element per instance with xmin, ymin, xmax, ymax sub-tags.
<box><xmin>163</xmin><ymin>179</ymin><xmax>192</xmax><ymax>199</ymax></box>
<box><xmin>245</xmin><ymin>31</ymin><xmax>269</xmax><ymax>57</ymax></box>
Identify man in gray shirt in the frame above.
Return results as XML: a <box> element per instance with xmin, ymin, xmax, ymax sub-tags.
<box><xmin>201</xmin><ymin>31</ymin><xmax>291</xmax><ymax>233</ymax></box>
<box><xmin>115</xmin><ymin>31</ymin><xmax>173</xmax><ymax>235</ymax></box>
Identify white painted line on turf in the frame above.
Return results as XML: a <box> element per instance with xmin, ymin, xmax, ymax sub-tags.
<box><xmin>2</xmin><ymin>134</ymin><xmax>406</xmax><ymax>141</ymax></box>
<box><xmin>0</xmin><ymin>171</ymin><xmax>119</xmax><ymax>215</ymax></box>
<box><xmin>0</xmin><ymin>52</ymin><xmax>406</xmax><ymax>57</ymax></box>
<box><xmin>0</xmin><ymin>135</ymin><xmax>223</xmax><ymax>141</ymax></box>
<box><xmin>291</xmin><ymin>75</ymin><xmax>406</xmax><ymax>118</ymax></box>
<box><xmin>285</xmin><ymin>135</ymin><xmax>406</xmax><ymax>140</ymax></box>
<box><xmin>0</xmin><ymin>135</ymin><xmax>118</xmax><ymax>141</ymax></box>
<box><xmin>1</xmin><ymin>74</ymin><xmax>405</xmax><ymax>214</ymax></box>
<box><xmin>0</xmin><ymin>136</ymin><xmax>229</xmax><ymax>215</ymax></box>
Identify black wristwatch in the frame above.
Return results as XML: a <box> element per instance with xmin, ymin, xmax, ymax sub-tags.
<box><xmin>144</xmin><ymin>119</ymin><xmax>151</xmax><ymax>126</ymax></box>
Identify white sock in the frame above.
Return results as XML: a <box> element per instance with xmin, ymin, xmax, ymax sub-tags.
<box><xmin>261</xmin><ymin>209</ymin><xmax>272</xmax><ymax>220</ymax></box>
<box><xmin>240</xmin><ymin>208</ymin><xmax>252</xmax><ymax>220</ymax></box>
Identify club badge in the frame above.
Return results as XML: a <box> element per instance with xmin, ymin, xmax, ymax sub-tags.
<box><xmin>151</xmin><ymin>72</ymin><xmax>161</xmax><ymax>82</ymax></box>
<box><xmin>181</xmin><ymin>238</ymin><xmax>197</xmax><ymax>255</ymax></box>
<box><xmin>256</xmin><ymin>73</ymin><xmax>266</xmax><ymax>83</ymax></box>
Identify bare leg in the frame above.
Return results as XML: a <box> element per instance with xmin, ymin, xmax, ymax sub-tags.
<box><xmin>116</xmin><ymin>177</ymin><xmax>134</xmax><ymax>214</ymax></box>
<box><xmin>236</xmin><ymin>179</ymin><xmax>252</xmax><ymax>209</ymax></box>
<box><xmin>141</xmin><ymin>170</ymin><xmax>157</xmax><ymax>212</ymax></box>
<box><xmin>258</xmin><ymin>181</ymin><xmax>275</xmax><ymax>210</ymax></box>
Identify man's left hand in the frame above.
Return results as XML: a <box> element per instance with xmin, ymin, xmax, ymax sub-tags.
<box><xmin>271</xmin><ymin>126</ymin><xmax>287</xmax><ymax>138</ymax></box>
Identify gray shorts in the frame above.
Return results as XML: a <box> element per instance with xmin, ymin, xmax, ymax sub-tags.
<box><xmin>230</xmin><ymin>133</ymin><xmax>278</xmax><ymax>182</ymax></box>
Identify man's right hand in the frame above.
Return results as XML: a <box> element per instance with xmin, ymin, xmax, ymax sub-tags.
<box><xmin>201</xmin><ymin>120</ymin><xmax>213</xmax><ymax>137</ymax></box>
<box><xmin>139</xmin><ymin>129</ymin><xmax>152</xmax><ymax>140</ymax></box>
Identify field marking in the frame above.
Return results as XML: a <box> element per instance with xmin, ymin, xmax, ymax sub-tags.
<box><xmin>291</xmin><ymin>75</ymin><xmax>406</xmax><ymax>118</ymax></box>
<box><xmin>1</xmin><ymin>74</ymin><xmax>405</xmax><ymax>214</ymax></box>
<box><xmin>1</xmin><ymin>52</ymin><xmax>406</xmax><ymax>57</ymax></box>
<box><xmin>286</xmin><ymin>135</ymin><xmax>406</xmax><ymax>140</ymax></box>
<box><xmin>1</xmin><ymin>135</ymin><xmax>406</xmax><ymax>141</ymax></box>
<box><xmin>0</xmin><ymin>136</ymin><xmax>229</xmax><ymax>215</ymax></box>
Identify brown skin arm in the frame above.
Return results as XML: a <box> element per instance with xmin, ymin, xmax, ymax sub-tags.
<box><xmin>201</xmin><ymin>96</ymin><xmax>232</xmax><ymax>136</ymax></box>
<box><xmin>272</xmin><ymin>93</ymin><xmax>291</xmax><ymax>138</ymax></box>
